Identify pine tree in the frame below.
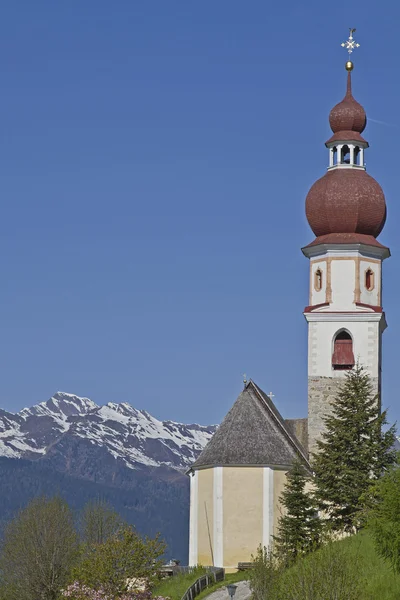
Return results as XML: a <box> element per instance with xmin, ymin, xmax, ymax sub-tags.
<box><xmin>313</xmin><ymin>364</ymin><xmax>396</xmax><ymax>532</ymax></box>
<box><xmin>274</xmin><ymin>459</ymin><xmax>321</xmax><ymax>563</ymax></box>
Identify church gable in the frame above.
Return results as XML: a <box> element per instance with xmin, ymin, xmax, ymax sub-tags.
<box><xmin>192</xmin><ymin>381</ymin><xmax>309</xmax><ymax>469</ymax></box>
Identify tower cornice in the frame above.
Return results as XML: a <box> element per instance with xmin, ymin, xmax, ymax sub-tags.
<box><xmin>304</xmin><ymin>311</ymin><xmax>387</xmax><ymax>326</ymax></box>
<box><xmin>302</xmin><ymin>242</ymin><xmax>390</xmax><ymax>260</ymax></box>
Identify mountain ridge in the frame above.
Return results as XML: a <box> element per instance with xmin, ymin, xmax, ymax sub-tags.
<box><xmin>0</xmin><ymin>391</ymin><xmax>216</xmax><ymax>470</ymax></box>
<box><xmin>0</xmin><ymin>391</ymin><xmax>216</xmax><ymax>561</ymax></box>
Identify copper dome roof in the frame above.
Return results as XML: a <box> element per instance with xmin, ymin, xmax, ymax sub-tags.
<box><xmin>306</xmin><ymin>169</ymin><xmax>386</xmax><ymax>238</ymax></box>
<box><xmin>326</xmin><ymin>72</ymin><xmax>367</xmax><ymax>145</ymax></box>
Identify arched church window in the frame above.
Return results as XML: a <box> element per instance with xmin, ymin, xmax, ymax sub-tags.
<box><xmin>332</xmin><ymin>331</ymin><xmax>355</xmax><ymax>371</ymax></box>
<box><xmin>333</xmin><ymin>146</ymin><xmax>337</xmax><ymax>165</ymax></box>
<box><xmin>354</xmin><ymin>146</ymin><xmax>360</xmax><ymax>166</ymax></box>
<box><xmin>365</xmin><ymin>268</ymin><xmax>374</xmax><ymax>291</ymax></box>
<box><xmin>314</xmin><ymin>268</ymin><xmax>323</xmax><ymax>292</ymax></box>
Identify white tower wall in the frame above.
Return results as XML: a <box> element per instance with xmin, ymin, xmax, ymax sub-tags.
<box><xmin>303</xmin><ymin>244</ymin><xmax>388</xmax><ymax>455</ymax></box>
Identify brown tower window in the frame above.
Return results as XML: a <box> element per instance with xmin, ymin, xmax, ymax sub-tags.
<box><xmin>365</xmin><ymin>268</ymin><xmax>374</xmax><ymax>291</ymax></box>
<box><xmin>332</xmin><ymin>331</ymin><xmax>355</xmax><ymax>371</ymax></box>
<box><xmin>314</xmin><ymin>268</ymin><xmax>323</xmax><ymax>292</ymax></box>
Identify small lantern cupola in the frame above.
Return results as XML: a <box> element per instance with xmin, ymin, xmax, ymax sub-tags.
<box><xmin>326</xmin><ymin>62</ymin><xmax>368</xmax><ymax>170</ymax></box>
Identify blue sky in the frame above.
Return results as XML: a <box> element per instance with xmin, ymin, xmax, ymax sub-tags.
<box><xmin>1</xmin><ymin>1</ymin><xmax>399</xmax><ymax>426</ymax></box>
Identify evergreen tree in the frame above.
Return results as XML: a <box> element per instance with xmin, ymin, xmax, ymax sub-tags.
<box><xmin>313</xmin><ymin>364</ymin><xmax>396</xmax><ymax>532</ymax></box>
<box><xmin>274</xmin><ymin>459</ymin><xmax>321</xmax><ymax>563</ymax></box>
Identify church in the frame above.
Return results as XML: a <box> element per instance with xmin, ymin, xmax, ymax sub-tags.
<box><xmin>187</xmin><ymin>31</ymin><xmax>389</xmax><ymax>571</ymax></box>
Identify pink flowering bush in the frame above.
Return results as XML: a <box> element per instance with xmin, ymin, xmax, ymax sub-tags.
<box><xmin>61</xmin><ymin>582</ymin><xmax>110</xmax><ymax>600</ymax></box>
<box><xmin>61</xmin><ymin>581</ymin><xmax>168</xmax><ymax>600</ymax></box>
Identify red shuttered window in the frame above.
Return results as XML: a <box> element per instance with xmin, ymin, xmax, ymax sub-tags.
<box><xmin>332</xmin><ymin>331</ymin><xmax>355</xmax><ymax>370</ymax></box>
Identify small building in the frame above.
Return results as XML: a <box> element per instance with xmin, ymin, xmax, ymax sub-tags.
<box><xmin>188</xmin><ymin>381</ymin><xmax>309</xmax><ymax>570</ymax></box>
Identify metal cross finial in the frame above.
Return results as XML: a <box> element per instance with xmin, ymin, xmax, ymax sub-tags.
<box><xmin>341</xmin><ymin>28</ymin><xmax>360</xmax><ymax>55</ymax></box>
<box><xmin>269</xmin><ymin>392</ymin><xmax>275</xmax><ymax>400</ymax></box>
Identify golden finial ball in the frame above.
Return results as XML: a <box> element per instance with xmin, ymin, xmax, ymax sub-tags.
<box><xmin>345</xmin><ymin>61</ymin><xmax>354</xmax><ymax>72</ymax></box>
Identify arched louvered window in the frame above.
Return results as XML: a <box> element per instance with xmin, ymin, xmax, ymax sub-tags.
<box><xmin>314</xmin><ymin>268</ymin><xmax>323</xmax><ymax>292</ymax></box>
<box><xmin>332</xmin><ymin>331</ymin><xmax>355</xmax><ymax>371</ymax></box>
<box><xmin>365</xmin><ymin>268</ymin><xmax>374</xmax><ymax>291</ymax></box>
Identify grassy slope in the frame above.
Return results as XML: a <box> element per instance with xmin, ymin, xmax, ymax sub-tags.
<box><xmin>154</xmin><ymin>568</ymin><xmax>207</xmax><ymax>600</ymax></box>
<box><xmin>154</xmin><ymin>569</ymin><xmax>248</xmax><ymax>600</ymax></box>
<box><xmin>339</xmin><ymin>532</ymin><xmax>400</xmax><ymax>600</ymax></box>
<box><xmin>280</xmin><ymin>532</ymin><xmax>400</xmax><ymax>599</ymax></box>
<box><xmin>155</xmin><ymin>533</ymin><xmax>399</xmax><ymax>600</ymax></box>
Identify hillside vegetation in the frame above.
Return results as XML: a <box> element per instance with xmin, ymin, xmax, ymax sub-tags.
<box><xmin>154</xmin><ymin>568</ymin><xmax>207</xmax><ymax>600</ymax></box>
<box><xmin>340</xmin><ymin>533</ymin><xmax>400</xmax><ymax>600</ymax></box>
<box><xmin>282</xmin><ymin>532</ymin><xmax>400</xmax><ymax>600</ymax></box>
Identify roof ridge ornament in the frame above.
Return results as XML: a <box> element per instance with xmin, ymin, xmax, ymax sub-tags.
<box><xmin>341</xmin><ymin>28</ymin><xmax>360</xmax><ymax>55</ymax></box>
<box><xmin>341</xmin><ymin>28</ymin><xmax>359</xmax><ymax>72</ymax></box>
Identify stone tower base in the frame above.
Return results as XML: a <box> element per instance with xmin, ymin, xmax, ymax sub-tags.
<box><xmin>308</xmin><ymin>375</ymin><xmax>379</xmax><ymax>457</ymax></box>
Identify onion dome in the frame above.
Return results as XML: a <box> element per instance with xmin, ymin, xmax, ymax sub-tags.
<box><xmin>306</xmin><ymin>169</ymin><xmax>386</xmax><ymax>238</ymax></box>
<box><xmin>326</xmin><ymin>68</ymin><xmax>367</xmax><ymax>145</ymax></box>
<box><xmin>305</xmin><ymin>61</ymin><xmax>387</xmax><ymax>245</ymax></box>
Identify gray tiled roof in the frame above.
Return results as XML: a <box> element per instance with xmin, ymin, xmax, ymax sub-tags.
<box><xmin>191</xmin><ymin>381</ymin><xmax>309</xmax><ymax>470</ymax></box>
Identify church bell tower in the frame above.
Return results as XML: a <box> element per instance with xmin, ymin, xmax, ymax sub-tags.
<box><xmin>302</xmin><ymin>32</ymin><xmax>390</xmax><ymax>455</ymax></box>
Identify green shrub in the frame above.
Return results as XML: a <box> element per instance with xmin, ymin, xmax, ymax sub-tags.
<box><xmin>248</xmin><ymin>545</ymin><xmax>282</xmax><ymax>600</ymax></box>
<box><xmin>366</xmin><ymin>465</ymin><xmax>400</xmax><ymax>573</ymax></box>
<box><xmin>276</xmin><ymin>540</ymin><xmax>364</xmax><ymax>600</ymax></box>
<box><xmin>71</xmin><ymin>526</ymin><xmax>165</xmax><ymax>596</ymax></box>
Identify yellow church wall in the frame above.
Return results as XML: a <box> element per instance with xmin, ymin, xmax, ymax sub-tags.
<box><xmin>273</xmin><ymin>469</ymin><xmax>288</xmax><ymax>534</ymax></box>
<box><xmin>197</xmin><ymin>468</ymin><xmax>214</xmax><ymax>566</ymax></box>
<box><xmin>223</xmin><ymin>467</ymin><xmax>263</xmax><ymax>568</ymax></box>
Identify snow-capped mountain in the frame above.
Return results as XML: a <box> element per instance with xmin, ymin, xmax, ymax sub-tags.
<box><xmin>0</xmin><ymin>392</ymin><xmax>216</xmax><ymax>561</ymax></box>
<box><xmin>0</xmin><ymin>392</ymin><xmax>216</xmax><ymax>470</ymax></box>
